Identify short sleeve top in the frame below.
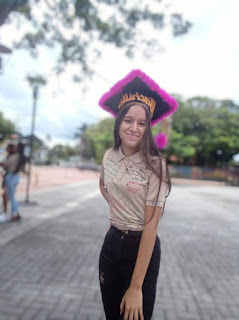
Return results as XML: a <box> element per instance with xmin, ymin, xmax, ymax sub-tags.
<box><xmin>4</xmin><ymin>154</ymin><xmax>19</xmax><ymax>173</ymax></box>
<box><xmin>100</xmin><ymin>147</ymin><xmax>169</xmax><ymax>231</ymax></box>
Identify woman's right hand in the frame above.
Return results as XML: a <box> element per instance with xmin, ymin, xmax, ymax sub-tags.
<box><xmin>120</xmin><ymin>286</ymin><xmax>144</xmax><ymax>320</ymax></box>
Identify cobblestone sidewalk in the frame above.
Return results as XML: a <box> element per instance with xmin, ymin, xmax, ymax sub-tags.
<box><xmin>0</xmin><ymin>180</ymin><xmax>238</xmax><ymax>320</ymax></box>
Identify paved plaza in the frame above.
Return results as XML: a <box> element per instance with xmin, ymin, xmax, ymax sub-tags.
<box><xmin>0</xmin><ymin>173</ymin><xmax>238</xmax><ymax>320</ymax></box>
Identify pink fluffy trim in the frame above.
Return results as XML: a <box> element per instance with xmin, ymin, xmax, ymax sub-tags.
<box><xmin>98</xmin><ymin>69</ymin><xmax>178</xmax><ymax>125</ymax></box>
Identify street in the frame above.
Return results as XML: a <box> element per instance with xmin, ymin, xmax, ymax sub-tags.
<box><xmin>0</xmin><ymin>176</ymin><xmax>238</xmax><ymax>320</ymax></box>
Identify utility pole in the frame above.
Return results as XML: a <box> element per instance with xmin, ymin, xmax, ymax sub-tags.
<box><xmin>25</xmin><ymin>76</ymin><xmax>46</xmax><ymax>203</ymax></box>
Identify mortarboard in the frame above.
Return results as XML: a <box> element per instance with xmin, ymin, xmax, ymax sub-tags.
<box><xmin>99</xmin><ymin>69</ymin><xmax>178</xmax><ymax>148</ymax></box>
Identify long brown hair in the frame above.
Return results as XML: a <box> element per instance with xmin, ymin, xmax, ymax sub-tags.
<box><xmin>113</xmin><ymin>103</ymin><xmax>171</xmax><ymax>217</ymax></box>
<box><xmin>14</xmin><ymin>143</ymin><xmax>26</xmax><ymax>174</ymax></box>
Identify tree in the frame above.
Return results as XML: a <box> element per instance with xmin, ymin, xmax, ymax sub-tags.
<box><xmin>74</xmin><ymin>123</ymin><xmax>88</xmax><ymax>139</ymax></box>
<box><xmin>166</xmin><ymin>96</ymin><xmax>239</xmax><ymax>167</ymax></box>
<box><xmin>0</xmin><ymin>111</ymin><xmax>16</xmax><ymax>141</ymax></box>
<box><xmin>78</xmin><ymin>118</ymin><xmax>114</xmax><ymax>162</ymax></box>
<box><xmin>0</xmin><ymin>0</ymin><xmax>192</xmax><ymax>79</ymax></box>
<box><xmin>50</xmin><ymin>144</ymin><xmax>79</xmax><ymax>162</ymax></box>
<box><xmin>0</xmin><ymin>0</ymin><xmax>28</xmax><ymax>26</ymax></box>
<box><xmin>78</xmin><ymin>96</ymin><xmax>239</xmax><ymax>167</ymax></box>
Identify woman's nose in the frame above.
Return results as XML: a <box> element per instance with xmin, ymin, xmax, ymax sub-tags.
<box><xmin>130</xmin><ymin>121</ymin><xmax>138</xmax><ymax>132</ymax></box>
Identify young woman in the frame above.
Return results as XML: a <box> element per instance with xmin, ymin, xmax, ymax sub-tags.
<box><xmin>1</xmin><ymin>144</ymin><xmax>14</xmax><ymax>214</ymax></box>
<box><xmin>98</xmin><ymin>70</ymin><xmax>178</xmax><ymax>320</ymax></box>
<box><xmin>0</xmin><ymin>144</ymin><xmax>14</xmax><ymax>223</ymax></box>
<box><xmin>1</xmin><ymin>142</ymin><xmax>26</xmax><ymax>222</ymax></box>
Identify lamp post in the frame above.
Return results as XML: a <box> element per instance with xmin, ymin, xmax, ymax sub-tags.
<box><xmin>25</xmin><ymin>76</ymin><xmax>46</xmax><ymax>203</ymax></box>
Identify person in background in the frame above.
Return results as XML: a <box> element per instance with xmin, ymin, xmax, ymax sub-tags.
<box><xmin>0</xmin><ymin>142</ymin><xmax>27</xmax><ymax>222</ymax></box>
<box><xmin>0</xmin><ymin>144</ymin><xmax>15</xmax><ymax>222</ymax></box>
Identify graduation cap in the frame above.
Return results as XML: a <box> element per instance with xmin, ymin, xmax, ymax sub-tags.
<box><xmin>99</xmin><ymin>69</ymin><xmax>178</xmax><ymax>148</ymax></box>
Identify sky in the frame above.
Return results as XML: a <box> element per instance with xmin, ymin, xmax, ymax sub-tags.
<box><xmin>0</xmin><ymin>0</ymin><xmax>239</xmax><ymax>147</ymax></box>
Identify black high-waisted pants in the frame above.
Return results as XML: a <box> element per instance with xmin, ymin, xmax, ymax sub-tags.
<box><xmin>99</xmin><ymin>225</ymin><xmax>161</xmax><ymax>320</ymax></box>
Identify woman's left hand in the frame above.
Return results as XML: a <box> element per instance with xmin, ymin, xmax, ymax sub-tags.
<box><xmin>120</xmin><ymin>286</ymin><xmax>144</xmax><ymax>320</ymax></box>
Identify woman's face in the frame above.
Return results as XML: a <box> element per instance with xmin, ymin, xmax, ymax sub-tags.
<box><xmin>119</xmin><ymin>104</ymin><xmax>147</xmax><ymax>151</ymax></box>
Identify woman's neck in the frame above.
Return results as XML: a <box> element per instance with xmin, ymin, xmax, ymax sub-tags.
<box><xmin>120</xmin><ymin>144</ymin><xmax>139</xmax><ymax>157</ymax></box>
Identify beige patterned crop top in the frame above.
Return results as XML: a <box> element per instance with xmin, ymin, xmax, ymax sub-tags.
<box><xmin>100</xmin><ymin>147</ymin><xmax>169</xmax><ymax>231</ymax></box>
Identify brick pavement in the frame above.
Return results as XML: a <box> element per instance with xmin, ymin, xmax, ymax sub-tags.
<box><xmin>15</xmin><ymin>166</ymin><xmax>100</xmax><ymax>195</ymax></box>
<box><xmin>0</xmin><ymin>178</ymin><xmax>238</xmax><ymax>320</ymax></box>
<box><xmin>0</xmin><ymin>165</ymin><xmax>227</xmax><ymax>198</ymax></box>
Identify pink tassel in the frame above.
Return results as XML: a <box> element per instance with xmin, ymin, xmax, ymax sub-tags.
<box><xmin>154</xmin><ymin>132</ymin><xmax>168</xmax><ymax>149</ymax></box>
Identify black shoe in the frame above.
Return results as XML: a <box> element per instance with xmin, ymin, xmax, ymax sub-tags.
<box><xmin>11</xmin><ymin>214</ymin><xmax>22</xmax><ymax>222</ymax></box>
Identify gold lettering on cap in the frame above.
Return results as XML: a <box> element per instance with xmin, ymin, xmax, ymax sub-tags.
<box><xmin>118</xmin><ymin>92</ymin><xmax>156</xmax><ymax>115</ymax></box>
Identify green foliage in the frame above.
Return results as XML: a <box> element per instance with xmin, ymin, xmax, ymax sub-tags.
<box><xmin>151</xmin><ymin>122</ymin><xmax>161</xmax><ymax>136</ymax></box>
<box><xmin>74</xmin><ymin>123</ymin><xmax>88</xmax><ymax>139</ymax></box>
<box><xmin>0</xmin><ymin>112</ymin><xmax>16</xmax><ymax>141</ymax></box>
<box><xmin>0</xmin><ymin>0</ymin><xmax>192</xmax><ymax>79</ymax></box>
<box><xmin>167</xmin><ymin>131</ymin><xmax>199</xmax><ymax>159</ymax></box>
<box><xmin>0</xmin><ymin>0</ymin><xmax>29</xmax><ymax>26</ymax></box>
<box><xmin>77</xmin><ymin>97</ymin><xmax>239</xmax><ymax>167</ymax></box>
<box><xmin>79</xmin><ymin>118</ymin><xmax>114</xmax><ymax>163</ymax></box>
<box><xmin>167</xmin><ymin>97</ymin><xmax>239</xmax><ymax>166</ymax></box>
<box><xmin>50</xmin><ymin>144</ymin><xmax>79</xmax><ymax>161</ymax></box>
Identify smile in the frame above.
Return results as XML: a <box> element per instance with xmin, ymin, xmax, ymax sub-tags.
<box><xmin>126</xmin><ymin>134</ymin><xmax>139</xmax><ymax>139</ymax></box>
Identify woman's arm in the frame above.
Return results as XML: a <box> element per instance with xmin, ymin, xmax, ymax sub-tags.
<box><xmin>120</xmin><ymin>205</ymin><xmax>162</xmax><ymax>320</ymax></box>
<box><xmin>99</xmin><ymin>160</ymin><xmax>109</xmax><ymax>203</ymax></box>
<box><xmin>99</xmin><ymin>177</ymin><xmax>109</xmax><ymax>203</ymax></box>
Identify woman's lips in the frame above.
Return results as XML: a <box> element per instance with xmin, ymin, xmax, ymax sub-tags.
<box><xmin>126</xmin><ymin>133</ymin><xmax>139</xmax><ymax>140</ymax></box>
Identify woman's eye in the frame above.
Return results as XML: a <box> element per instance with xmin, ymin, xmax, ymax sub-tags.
<box><xmin>124</xmin><ymin>119</ymin><xmax>131</xmax><ymax>123</ymax></box>
<box><xmin>139</xmin><ymin>123</ymin><xmax>146</xmax><ymax>126</ymax></box>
